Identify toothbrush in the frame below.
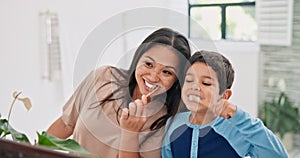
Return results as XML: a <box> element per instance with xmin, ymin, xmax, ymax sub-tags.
<box><xmin>145</xmin><ymin>86</ymin><xmax>159</xmax><ymax>102</ymax></box>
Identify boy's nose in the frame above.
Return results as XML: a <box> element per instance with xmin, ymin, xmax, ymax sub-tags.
<box><xmin>192</xmin><ymin>85</ymin><xmax>200</xmax><ymax>91</ymax></box>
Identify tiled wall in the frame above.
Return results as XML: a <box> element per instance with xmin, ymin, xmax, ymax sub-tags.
<box><xmin>259</xmin><ymin>0</ymin><xmax>300</xmax><ymax>110</ymax></box>
<box><xmin>258</xmin><ymin>1</ymin><xmax>300</xmax><ymax>155</ymax></box>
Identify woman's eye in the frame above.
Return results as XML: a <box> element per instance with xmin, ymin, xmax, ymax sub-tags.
<box><xmin>145</xmin><ymin>62</ymin><xmax>153</xmax><ymax>67</ymax></box>
<box><xmin>162</xmin><ymin>70</ymin><xmax>173</xmax><ymax>75</ymax></box>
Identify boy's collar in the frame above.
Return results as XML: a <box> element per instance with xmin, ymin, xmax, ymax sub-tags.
<box><xmin>186</xmin><ymin>111</ymin><xmax>219</xmax><ymax>129</ymax></box>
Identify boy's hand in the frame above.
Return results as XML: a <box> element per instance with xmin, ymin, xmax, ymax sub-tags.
<box><xmin>120</xmin><ymin>95</ymin><xmax>148</xmax><ymax>132</ymax></box>
<box><xmin>213</xmin><ymin>99</ymin><xmax>237</xmax><ymax>119</ymax></box>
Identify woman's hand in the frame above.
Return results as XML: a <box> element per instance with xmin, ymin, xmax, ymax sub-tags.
<box><xmin>120</xmin><ymin>95</ymin><xmax>148</xmax><ymax>132</ymax></box>
<box><xmin>119</xmin><ymin>95</ymin><xmax>149</xmax><ymax>158</ymax></box>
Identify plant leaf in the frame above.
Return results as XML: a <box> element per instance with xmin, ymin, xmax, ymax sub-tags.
<box><xmin>0</xmin><ymin>118</ymin><xmax>30</xmax><ymax>143</ymax></box>
<box><xmin>37</xmin><ymin>131</ymin><xmax>95</xmax><ymax>157</ymax></box>
<box><xmin>9</xmin><ymin>127</ymin><xmax>31</xmax><ymax>143</ymax></box>
<box><xmin>263</xmin><ymin>92</ymin><xmax>300</xmax><ymax>135</ymax></box>
<box><xmin>0</xmin><ymin>119</ymin><xmax>9</xmax><ymax>137</ymax></box>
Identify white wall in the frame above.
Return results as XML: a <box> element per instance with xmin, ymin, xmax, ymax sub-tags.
<box><xmin>0</xmin><ymin>0</ymin><xmax>259</xmax><ymax>142</ymax></box>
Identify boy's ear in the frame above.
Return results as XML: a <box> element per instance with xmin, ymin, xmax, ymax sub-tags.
<box><xmin>222</xmin><ymin>89</ymin><xmax>232</xmax><ymax>99</ymax></box>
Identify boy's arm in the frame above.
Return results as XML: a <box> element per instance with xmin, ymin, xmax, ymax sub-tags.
<box><xmin>214</xmin><ymin>105</ymin><xmax>288</xmax><ymax>158</ymax></box>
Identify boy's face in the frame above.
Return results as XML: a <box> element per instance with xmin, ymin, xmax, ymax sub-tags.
<box><xmin>182</xmin><ymin>62</ymin><xmax>222</xmax><ymax>113</ymax></box>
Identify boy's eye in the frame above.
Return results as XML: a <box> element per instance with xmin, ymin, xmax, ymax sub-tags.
<box><xmin>203</xmin><ymin>82</ymin><xmax>212</xmax><ymax>86</ymax></box>
<box><xmin>185</xmin><ymin>80</ymin><xmax>193</xmax><ymax>83</ymax></box>
<box><xmin>185</xmin><ymin>75</ymin><xmax>194</xmax><ymax>83</ymax></box>
<box><xmin>185</xmin><ymin>78</ymin><xmax>193</xmax><ymax>83</ymax></box>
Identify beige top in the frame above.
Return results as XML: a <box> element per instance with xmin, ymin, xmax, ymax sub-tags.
<box><xmin>61</xmin><ymin>66</ymin><xmax>167</xmax><ymax>158</ymax></box>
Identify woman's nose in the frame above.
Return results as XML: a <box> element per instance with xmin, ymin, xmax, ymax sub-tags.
<box><xmin>148</xmin><ymin>68</ymin><xmax>160</xmax><ymax>82</ymax></box>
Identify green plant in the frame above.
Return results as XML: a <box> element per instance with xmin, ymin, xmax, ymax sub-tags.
<box><xmin>0</xmin><ymin>91</ymin><xmax>97</xmax><ymax>157</ymax></box>
<box><xmin>263</xmin><ymin>92</ymin><xmax>300</xmax><ymax>138</ymax></box>
<box><xmin>0</xmin><ymin>91</ymin><xmax>31</xmax><ymax>142</ymax></box>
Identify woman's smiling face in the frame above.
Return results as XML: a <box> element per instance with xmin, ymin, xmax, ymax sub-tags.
<box><xmin>134</xmin><ymin>45</ymin><xmax>180</xmax><ymax>98</ymax></box>
<box><xmin>182</xmin><ymin>62</ymin><xmax>222</xmax><ymax>113</ymax></box>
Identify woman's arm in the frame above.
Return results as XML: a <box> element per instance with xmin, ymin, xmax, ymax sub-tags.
<box><xmin>47</xmin><ymin>116</ymin><xmax>74</xmax><ymax>139</ymax></box>
<box><xmin>119</xmin><ymin>130</ymin><xmax>141</xmax><ymax>158</ymax></box>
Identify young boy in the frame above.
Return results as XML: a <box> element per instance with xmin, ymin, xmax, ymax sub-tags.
<box><xmin>162</xmin><ymin>51</ymin><xmax>288</xmax><ymax>158</ymax></box>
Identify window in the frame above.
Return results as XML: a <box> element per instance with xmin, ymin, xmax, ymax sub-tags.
<box><xmin>188</xmin><ymin>0</ymin><xmax>256</xmax><ymax>41</ymax></box>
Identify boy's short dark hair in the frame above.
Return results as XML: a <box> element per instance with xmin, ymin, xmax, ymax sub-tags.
<box><xmin>188</xmin><ymin>50</ymin><xmax>235</xmax><ymax>94</ymax></box>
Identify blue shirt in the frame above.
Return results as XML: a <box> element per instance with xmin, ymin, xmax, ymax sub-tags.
<box><xmin>162</xmin><ymin>107</ymin><xmax>288</xmax><ymax>158</ymax></box>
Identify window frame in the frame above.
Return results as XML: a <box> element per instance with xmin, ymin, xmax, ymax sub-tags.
<box><xmin>188</xmin><ymin>1</ymin><xmax>256</xmax><ymax>40</ymax></box>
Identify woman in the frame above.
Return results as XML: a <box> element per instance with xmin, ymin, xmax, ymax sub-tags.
<box><xmin>47</xmin><ymin>27</ymin><xmax>191</xmax><ymax>158</ymax></box>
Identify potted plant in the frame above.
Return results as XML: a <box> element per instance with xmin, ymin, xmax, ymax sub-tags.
<box><xmin>0</xmin><ymin>91</ymin><xmax>96</xmax><ymax>157</ymax></box>
<box><xmin>262</xmin><ymin>91</ymin><xmax>300</xmax><ymax>151</ymax></box>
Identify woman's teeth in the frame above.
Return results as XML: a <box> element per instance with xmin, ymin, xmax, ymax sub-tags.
<box><xmin>188</xmin><ymin>95</ymin><xmax>201</xmax><ymax>103</ymax></box>
<box><xmin>145</xmin><ymin>81</ymin><xmax>156</xmax><ymax>89</ymax></box>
